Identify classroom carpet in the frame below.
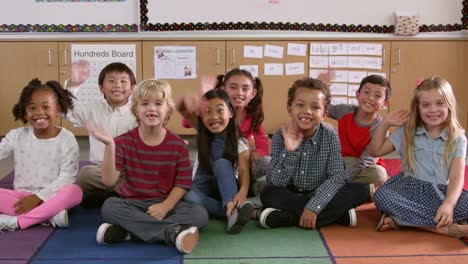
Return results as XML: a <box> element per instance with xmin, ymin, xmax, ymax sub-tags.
<box><xmin>1</xmin><ymin>159</ymin><xmax>467</xmax><ymax>264</ymax></box>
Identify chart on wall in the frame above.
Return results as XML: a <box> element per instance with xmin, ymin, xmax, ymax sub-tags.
<box><xmin>71</xmin><ymin>44</ymin><xmax>137</xmax><ymax>103</ymax></box>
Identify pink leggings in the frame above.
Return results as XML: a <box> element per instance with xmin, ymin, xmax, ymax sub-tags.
<box><xmin>0</xmin><ymin>184</ymin><xmax>83</xmax><ymax>229</ymax></box>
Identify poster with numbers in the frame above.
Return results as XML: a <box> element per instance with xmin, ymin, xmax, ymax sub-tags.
<box><xmin>71</xmin><ymin>44</ymin><xmax>136</xmax><ymax>103</ymax></box>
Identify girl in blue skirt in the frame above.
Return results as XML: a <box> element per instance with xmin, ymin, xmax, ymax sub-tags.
<box><xmin>368</xmin><ymin>76</ymin><xmax>467</xmax><ymax>240</ymax></box>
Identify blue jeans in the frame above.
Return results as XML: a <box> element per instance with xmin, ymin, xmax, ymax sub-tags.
<box><xmin>184</xmin><ymin>158</ymin><xmax>238</xmax><ymax>219</ymax></box>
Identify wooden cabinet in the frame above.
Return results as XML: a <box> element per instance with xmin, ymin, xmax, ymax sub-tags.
<box><xmin>226</xmin><ymin>41</ymin><xmax>309</xmax><ymax>134</ymax></box>
<box><xmin>0</xmin><ymin>42</ymin><xmax>60</xmax><ymax>136</ymax></box>
<box><xmin>142</xmin><ymin>41</ymin><xmax>226</xmax><ymax>135</ymax></box>
<box><xmin>58</xmin><ymin>41</ymin><xmax>143</xmax><ymax>136</ymax></box>
<box><xmin>389</xmin><ymin>41</ymin><xmax>467</xmax><ymax>129</ymax></box>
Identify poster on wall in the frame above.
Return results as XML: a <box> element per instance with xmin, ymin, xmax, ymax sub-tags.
<box><xmin>154</xmin><ymin>46</ymin><xmax>197</xmax><ymax>79</ymax></box>
<box><xmin>71</xmin><ymin>44</ymin><xmax>137</xmax><ymax>103</ymax></box>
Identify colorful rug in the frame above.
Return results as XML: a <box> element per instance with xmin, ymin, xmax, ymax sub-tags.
<box><xmin>1</xmin><ymin>159</ymin><xmax>467</xmax><ymax>264</ymax></box>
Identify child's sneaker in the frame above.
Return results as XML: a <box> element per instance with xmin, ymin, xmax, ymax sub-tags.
<box><xmin>0</xmin><ymin>214</ymin><xmax>19</xmax><ymax>231</ymax></box>
<box><xmin>96</xmin><ymin>223</ymin><xmax>131</xmax><ymax>244</ymax></box>
<box><xmin>226</xmin><ymin>201</ymin><xmax>254</xmax><ymax>234</ymax></box>
<box><xmin>337</xmin><ymin>208</ymin><xmax>357</xmax><ymax>227</ymax></box>
<box><xmin>175</xmin><ymin>225</ymin><xmax>199</xmax><ymax>254</ymax></box>
<box><xmin>49</xmin><ymin>210</ymin><xmax>69</xmax><ymax>228</ymax></box>
<box><xmin>259</xmin><ymin>208</ymin><xmax>296</xmax><ymax>229</ymax></box>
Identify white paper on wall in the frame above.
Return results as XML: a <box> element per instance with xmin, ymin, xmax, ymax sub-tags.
<box><xmin>328</xmin><ymin>43</ymin><xmax>348</xmax><ymax>55</ymax></box>
<box><xmin>329</xmin><ymin>56</ymin><xmax>348</xmax><ymax>68</ymax></box>
<box><xmin>309</xmin><ymin>56</ymin><xmax>329</xmax><ymax>68</ymax></box>
<box><xmin>71</xmin><ymin>44</ymin><xmax>137</xmax><ymax>103</ymax></box>
<box><xmin>287</xmin><ymin>43</ymin><xmax>307</xmax><ymax>56</ymax></box>
<box><xmin>244</xmin><ymin>45</ymin><xmax>263</xmax><ymax>58</ymax></box>
<box><xmin>348</xmin><ymin>56</ymin><xmax>382</xmax><ymax>69</ymax></box>
<box><xmin>348</xmin><ymin>71</ymin><xmax>368</xmax><ymax>83</ymax></box>
<box><xmin>239</xmin><ymin>65</ymin><xmax>259</xmax><ymax>77</ymax></box>
<box><xmin>348</xmin><ymin>43</ymin><xmax>382</xmax><ymax>56</ymax></box>
<box><xmin>309</xmin><ymin>69</ymin><xmax>328</xmax><ymax>78</ymax></box>
<box><xmin>348</xmin><ymin>84</ymin><xmax>360</xmax><ymax>96</ymax></box>
<box><xmin>331</xmin><ymin>70</ymin><xmax>348</xmax><ymax>82</ymax></box>
<box><xmin>330</xmin><ymin>83</ymin><xmax>348</xmax><ymax>95</ymax></box>
<box><xmin>285</xmin><ymin>63</ymin><xmax>305</xmax><ymax>75</ymax></box>
<box><xmin>264</xmin><ymin>63</ymin><xmax>284</xmax><ymax>75</ymax></box>
<box><xmin>264</xmin><ymin>44</ymin><xmax>284</xmax><ymax>59</ymax></box>
<box><xmin>331</xmin><ymin>96</ymin><xmax>348</xmax><ymax>105</ymax></box>
<box><xmin>154</xmin><ymin>46</ymin><xmax>197</xmax><ymax>79</ymax></box>
<box><xmin>310</xmin><ymin>43</ymin><xmax>329</xmax><ymax>55</ymax></box>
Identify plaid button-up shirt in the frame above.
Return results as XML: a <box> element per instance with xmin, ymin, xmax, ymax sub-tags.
<box><xmin>267</xmin><ymin>123</ymin><xmax>350</xmax><ymax>213</ymax></box>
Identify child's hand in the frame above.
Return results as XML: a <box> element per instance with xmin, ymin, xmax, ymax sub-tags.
<box><xmin>316</xmin><ymin>69</ymin><xmax>335</xmax><ymax>87</ymax></box>
<box><xmin>69</xmin><ymin>60</ymin><xmax>90</xmax><ymax>88</ymax></box>
<box><xmin>435</xmin><ymin>202</ymin><xmax>455</xmax><ymax>228</ymax></box>
<box><xmin>385</xmin><ymin>109</ymin><xmax>410</xmax><ymax>126</ymax></box>
<box><xmin>299</xmin><ymin>208</ymin><xmax>317</xmax><ymax>229</ymax></box>
<box><xmin>233</xmin><ymin>192</ymin><xmax>247</xmax><ymax>208</ymax></box>
<box><xmin>14</xmin><ymin>194</ymin><xmax>42</xmax><ymax>215</ymax></box>
<box><xmin>200</xmin><ymin>75</ymin><xmax>217</xmax><ymax>95</ymax></box>
<box><xmin>86</xmin><ymin>123</ymin><xmax>113</xmax><ymax>145</ymax></box>
<box><xmin>282</xmin><ymin>121</ymin><xmax>304</xmax><ymax>151</ymax></box>
<box><xmin>147</xmin><ymin>203</ymin><xmax>170</xmax><ymax>220</ymax></box>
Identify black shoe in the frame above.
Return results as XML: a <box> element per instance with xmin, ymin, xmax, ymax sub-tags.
<box><xmin>226</xmin><ymin>201</ymin><xmax>254</xmax><ymax>234</ymax></box>
<box><xmin>96</xmin><ymin>223</ymin><xmax>130</xmax><ymax>244</ymax></box>
<box><xmin>336</xmin><ymin>209</ymin><xmax>357</xmax><ymax>227</ymax></box>
<box><xmin>81</xmin><ymin>191</ymin><xmax>117</xmax><ymax>208</ymax></box>
<box><xmin>259</xmin><ymin>208</ymin><xmax>296</xmax><ymax>228</ymax></box>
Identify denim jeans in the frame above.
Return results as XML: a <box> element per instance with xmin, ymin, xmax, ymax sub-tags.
<box><xmin>184</xmin><ymin>158</ymin><xmax>238</xmax><ymax>219</ymax></box>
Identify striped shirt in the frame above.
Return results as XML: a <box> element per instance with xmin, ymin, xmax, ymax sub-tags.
<box><xmin>267</xmin><ymin>123</ymin><xmax>350</xmax><ymax>213</ymax></box>
<box><xmin>114</xmin><ymin>127</ymin><xmax>192</xmax><ymax>200</ymax></box>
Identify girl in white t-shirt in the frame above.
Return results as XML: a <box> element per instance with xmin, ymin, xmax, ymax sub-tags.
<box><xmin>0</xmin><ymin>79</ymin><xmax>82</xmax><ymax>231</ymax></box>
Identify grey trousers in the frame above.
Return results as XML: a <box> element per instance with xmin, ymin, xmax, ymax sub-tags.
<box><xmin>101</xmin><ymin>197</ymin><xmax>209</xmax><ymax>245</ymax></box>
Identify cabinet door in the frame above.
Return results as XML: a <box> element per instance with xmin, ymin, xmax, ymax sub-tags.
<box><xmin>142</xmin><ymin>41</ymin><xmax>226</xmax><ymax>135</ymax></box>
<box><xmin>390</xmin><ymin>41</ymin><xmax>467</xmax><ymax>129</ymax></box>
<box><xmin>226</xmin><ymin>41</ymin><xmax>309</xmax><ymax>134</ymax></box>
<box><xmin>0</xmin><ymin>42</ymin><xmax>59</xmax><ymax>136</ymax></box>
<box><xmin>58</xmin><ymin>42</ymin><xmax>143</xmax><ymax>136</ymax></box>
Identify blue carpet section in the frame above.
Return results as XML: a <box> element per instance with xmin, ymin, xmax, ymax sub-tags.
<box><xmin>33</xmin><ymin>207</ymin><xmax>181</xmax><ymax>262</ymax></box>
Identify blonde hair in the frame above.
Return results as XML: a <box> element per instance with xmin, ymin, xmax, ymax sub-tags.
<box><xmin>403</xmin><ymin>76</ymin><xmax>464</xmax><ymax>175</ymax></box>
<box><xmin>131</xmin><ymin>79</ymin><xmax>175</xmax><ymax>125</ymax></box>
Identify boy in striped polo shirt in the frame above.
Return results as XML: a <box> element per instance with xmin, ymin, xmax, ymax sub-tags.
<box><xmin>86</xmin><ymin>79</ymin><xmax>208</xmax><ymax>254</ymax></box>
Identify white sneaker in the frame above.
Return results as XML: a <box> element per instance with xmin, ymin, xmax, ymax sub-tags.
<box><xmin>175</xmin><ymin>226</ymin><xmax>199</xmax><ymax>254</ymax></box>
<box><xmin>348</xmin><ymin>208</ymin><xmax>357</xmax><ymax>227</ymax></box>
<box><xmin>0</xmin><ymin>214</ymin><xmax>19</xmax><ymax>231</ymax></box>
<box><xmin>49</xmin><ymin>210</ymin><xmax>69</xmax><ymax>228</ymax></box>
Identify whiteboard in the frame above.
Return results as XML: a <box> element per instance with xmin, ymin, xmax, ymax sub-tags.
<box><xmin>144</xmin><ymin>0</ymin><xmax>463</xmax><ymax>27</ymax></box>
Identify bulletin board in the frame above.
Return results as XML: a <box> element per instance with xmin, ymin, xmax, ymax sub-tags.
<box><xmin>140</xmin><ymin>0</ymin><xmax>468</xmax><ymax>33</ymax></box>
<box><xmin>0</xmin><ymin>0</ymin><xmax>138</xmax><ymax>32</ymax></box>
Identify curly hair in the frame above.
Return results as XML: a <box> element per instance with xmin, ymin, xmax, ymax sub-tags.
<box><xmin>12</xmin><ymin>78</ymin><xmax>75</xmax><ymax>124</ymax></box>
<box><xmin>287</xmin><ymin>77</ymin><xmax>331</xmax><ymax>113</ymax></box>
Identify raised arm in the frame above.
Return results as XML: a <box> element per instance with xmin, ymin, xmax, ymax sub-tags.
<box><xmin>368</xmin><ymin>109</ymin><xmax>409</xmax><ymax>157</ymax></box>
<box><xmin>86</xmin><ymin>123</ymin><xmax>120</xmax><ymax>186</ymax></box>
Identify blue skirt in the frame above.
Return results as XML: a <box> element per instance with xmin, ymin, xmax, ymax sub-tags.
<box><xmin>374</xmin><ymin>174</ymin><xmax>468</xmax><ymax>228</ymax></box>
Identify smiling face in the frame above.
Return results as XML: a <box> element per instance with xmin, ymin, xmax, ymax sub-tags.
<box><xmin>201</xmin><ymin>97</ymin><xmax>233</xmax><ymax>134</ymax></box>
<box><xmin>417</xmin><ymin>89</ymin><xmax>449</xmax><ymax>132</ymax></box>
<box><xmin>26</xmin><ymin>89</ymin><xmax>60</xmax><ymax>138</ymax></box>
<box><xmin>356</xmin><ymin>83</ymin><xmax>388</xmax><ymax>114</ymax></box>
<box><xmin>287</xmin><ymin>87</ymin><xmax>326</xmax><ymax>138</ymax></box>
<box><xmin>135</xmin><ymin>95</ymin><xmax>169</xmax><ymax>128</ymax></box>
<box><xmin>222</xmin><ymin>74</ymin><xmax>257</xmax><ymax>110</ymax></box>
<box><xmin>100</xmin><ymin>72</ymin><xmax>133</xmax><ymax>108</ymax></box>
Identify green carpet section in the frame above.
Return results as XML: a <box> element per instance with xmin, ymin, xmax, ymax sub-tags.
<box><xmin>185</xmin><ymin>219</ymin><xmax>331</xmax><ymax>263</ymax></box>
<box><xmin>184</xmin><ymin>258</ymin><xmax>332</xmax><ymax>264</ymax></box>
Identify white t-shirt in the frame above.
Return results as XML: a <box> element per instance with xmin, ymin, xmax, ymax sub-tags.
<box><xmin>0</xmin><ymin>127</ymin><xmax>79</xmax><ymax>201</ymax></box>
<box><xmin>65</xmin><ymin>83</ymin><xmax>137</xmax><ymax>164</ymax></box>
